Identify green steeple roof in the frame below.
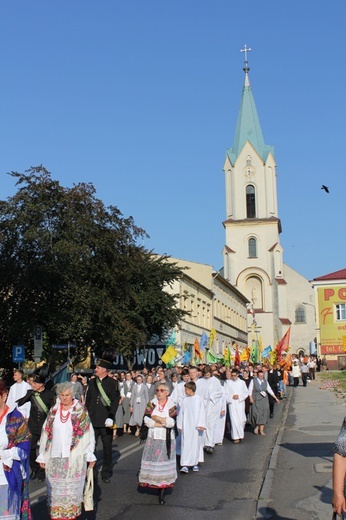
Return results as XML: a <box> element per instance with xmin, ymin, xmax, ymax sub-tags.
<box><xmin>227</xmin><ymin>57</ymin><xmax>274</xmax><ymax>164</ymax></box>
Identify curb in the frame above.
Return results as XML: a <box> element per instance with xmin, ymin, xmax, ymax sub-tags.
<box><xmin>255</xmin><ymin>388</ymin><xmax>293</xmax><ymax>519</ymax></box>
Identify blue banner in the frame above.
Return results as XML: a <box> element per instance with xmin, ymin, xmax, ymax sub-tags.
<box><xmin>200</xmin><ymin>332</ymin><xmax>208</xmax><ymax>351</ymax></box>
<box><xmin>261</xmin><ymin>346</ymin><xmax>272</xmax><ymax>359</ymax></box>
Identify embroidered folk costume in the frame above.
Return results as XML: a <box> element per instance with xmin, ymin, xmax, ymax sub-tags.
<box><xmin>37</xmin><ymin>397</ymin><xmax>96</xmax><ymax>520</ymax></box>
<box><xmin>138</xmin><ymin>396</ymin><xmax>177</xmax><ymax>491</ymax></box>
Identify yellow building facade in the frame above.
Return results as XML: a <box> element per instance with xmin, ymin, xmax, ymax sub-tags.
<box><xmin>312</xmin><ymin>269</ymin><xmax>346</xmax><ymax>369</ymax></box>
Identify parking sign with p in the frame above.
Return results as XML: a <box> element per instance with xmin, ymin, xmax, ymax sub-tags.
<box><xmin>13</xmin><ymin>345</ymin><xmax>25</xmax><ymax>363</ymax></box>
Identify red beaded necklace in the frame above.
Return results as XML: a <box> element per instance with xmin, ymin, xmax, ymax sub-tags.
<box><xmin>59</xmin><ymin>403</ymin><xmax>71</xmax><ymax>423</ymax></box>
<box><xmin>157</xmin><ymin>398</ymin><xmax>168</xmax><ymax>413</ymax></box>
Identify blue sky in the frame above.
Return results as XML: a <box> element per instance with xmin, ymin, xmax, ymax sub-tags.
<box><xmin>1</xmin><ymin>1</ymin><xmax>345</xmax><ymax>281</ymax></box>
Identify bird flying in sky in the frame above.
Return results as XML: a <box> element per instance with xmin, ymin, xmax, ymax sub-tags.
<box><xmin>321</xmin><ymin>185</ymin><xmax>329</xmax><ymax>193</ymax></box>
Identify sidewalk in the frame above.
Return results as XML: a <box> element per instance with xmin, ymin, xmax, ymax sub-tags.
<box><xmin>257</xmin><ymin>376</ymin><xmax>346</xmax><ymax>520</ymax></box>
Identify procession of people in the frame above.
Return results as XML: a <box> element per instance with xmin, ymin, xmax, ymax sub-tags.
<box><xmin>0</xmin><ymin>349</ymin><xmax>320</xmax><ymax>517</ymax></box>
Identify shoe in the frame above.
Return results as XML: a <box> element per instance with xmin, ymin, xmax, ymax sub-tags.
<box><xmin>180</xmin><ymin>466</ymin><xmax>189</xmax><ymax>473</ymax></box>
<box><xmin>158</xmin><ymin>489</ymin><xmax>165</xmax><ymax>505</ymax></box>
<box><xmin>37</xmin><ymin>475</ymin><xmax>45</xmax><ymax>482</ymax></box>
<box><xmin>233</xmin><ymin>439</ymin><xmax>240</xmax><ymax>444</ymax></box>
<box><xmin>254</xmin><ymin>427</ymin><xmax>259</xmax><ymax>435</ymax></box>
<box><xmin>102</xmin><ymin>476</ymin><xmax>110</xmax><ymax>483</ymax></box>
<box><xmin>192</xmin><ymin>465</ymin><xmax>199</xmax><ymax>472</ymax></box>
<box><xmin>270</xmin><ymin>413</ymin><xmax>274</xmax><ymax>418</ymax></box>
<box><xmin>30</xmin><ymin>471</ymin><xmax>38</xmax><ymax>480</ymax></box>
<box><xmin>206</xmin><ymin>447</ymin><xmax>214</xmax><ymax>454</ymax></box>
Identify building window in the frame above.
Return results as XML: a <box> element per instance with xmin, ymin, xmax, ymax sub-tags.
<box><xmin>336</xmin><ymin>303</ymin><xmax>346</xmax><ymax>321</ymax></box>
<box><xmin>295</xmin><ymin>305</ymin><xmax>306</xmax><ymax>323</ymax></box>
<box><xmin>246</xmin><ymin>185</ymin><xmax>256</xmax><ymax>218</ymax></box>
<box><xmin>248</xmin><ymin>237</ymin><xmax>257</xmax><ymax>258</ymax></box>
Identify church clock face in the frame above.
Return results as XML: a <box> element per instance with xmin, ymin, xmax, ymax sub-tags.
<box><xmin>243</xmin><ymin>165</ymin><xmax>255</xmax><ymax>178</ymax></box>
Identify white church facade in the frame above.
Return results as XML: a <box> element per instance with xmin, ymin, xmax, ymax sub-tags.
<box><xmin>222</xmin><ymin>47</ymin><xmax>316</xmax><ymax>354</ymax></box>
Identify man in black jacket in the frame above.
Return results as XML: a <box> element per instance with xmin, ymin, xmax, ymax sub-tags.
<box><xmin>17</xmin><ymin>373</ymin><xmax>55</xmax><ymax>481</ymax></box>
<box><xmin>86</xmin><ymin>358</ymin><xmax>120</xmax><ymax>483</ymax></box>
<box><xmin>267</xmin><ymin>364</ymin><xmax>280</xmax><ymax>418</ymax></box>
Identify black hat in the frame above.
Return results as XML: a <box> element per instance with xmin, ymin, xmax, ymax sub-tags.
<box><xmin>96</xmin><ymin>358</ymin><xmax>112</xmax><ymax>369</ymax></box>
<box><xmin>31</xmin><ymin>373</ymin><xmax>46</xmax><ymax>384</ymax></box>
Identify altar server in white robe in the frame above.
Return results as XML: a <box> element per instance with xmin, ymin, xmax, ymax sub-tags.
<box><xmin>177</xmin><ymin>381</ymin><xmax>206</xmax><ymax>473</ymax></box>
<box><xmin>214</xmin><ymin>380</ymin><xmax>227</xmax><ymax>445</ymax></box>
<box><xmin>202</xmin><ymin>366</ymin><xmax>224</xmax><ymax>454</ymax></box>
<box><xmin>189</xmin><ymin>366</ymin><xmax>206</xmax><ymax>399</ymax></box>
<box><xmin>170</xmin><ymin>369</ymin><xmax>190</xmax><ymax>409</ymax></box>
<box><xmin>7</xmin><ymin>368</ymin><xmax>31</xmax><ymax>419</ymax></box>
<box><xmin>170</xmin><ymin>369</ymin><xmax>190</xmax><ymax>456</ymax></box>
<box><xmin>224</xmin><ymin>368</ymin><xmax>249</xmax><ymax>443</ymax></box>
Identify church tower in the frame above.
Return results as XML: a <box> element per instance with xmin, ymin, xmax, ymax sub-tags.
<box><xmin>222</xmin><ymin>46</ymin><xmax>290</xmax><ymax>350</ymax></box>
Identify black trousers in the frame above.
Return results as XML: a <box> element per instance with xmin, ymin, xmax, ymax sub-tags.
<box><xmin>302</xmin><ymin>373</ymin><xmax>308</xmax><ymax>386</ymax></box>
<box><xmin>268</xmin><ymin>395</ymin><xmax>276</xmax><ymax>415</ymax></box>
<box><xmin>94</xmin><ymin>427</ymin><xmax>113</xmax><ymax>479</ymax></box>
<box><xmin>30</xmin><ymin>432</ymin><xmax>45</xmax><ymax>478</ymax></box>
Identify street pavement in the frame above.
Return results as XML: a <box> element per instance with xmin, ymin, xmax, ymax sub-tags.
<box><xmin>257</xmin><ymin>374</ymin><xmax>345</xmax><ymax>520</ymax></box>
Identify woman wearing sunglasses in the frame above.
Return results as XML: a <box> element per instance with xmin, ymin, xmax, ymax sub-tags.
<box><xmin>137</xmin><ymin>384</ymin><xmax>177</xmax><ymax>505</ymax></box>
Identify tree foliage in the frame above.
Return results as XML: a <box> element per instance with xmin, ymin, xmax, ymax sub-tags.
<box><xmin>0</xmin><ymin>166</ymin><xmax>185</xmax><ymax>367</ymax></box>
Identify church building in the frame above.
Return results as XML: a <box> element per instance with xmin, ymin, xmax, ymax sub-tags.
<box><xmin>222</xmin><ymin>47</ymin><xmax>315</xmax><ymax>354</ymax></box>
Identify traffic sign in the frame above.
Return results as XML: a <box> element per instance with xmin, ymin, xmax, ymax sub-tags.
<box><xmin>34</xmin><ymin>325</ymin><xmax>43</xmax><ymax>360</ymax></box>
<box><xmin>52</xmin><ymin>343</ymin><xmax>77</xmax><ymax>349</ymax></box>
<box><xmin>13</xmin><ymin>345</ymin><xmax>25</xmax><ymax>363</ymax></box>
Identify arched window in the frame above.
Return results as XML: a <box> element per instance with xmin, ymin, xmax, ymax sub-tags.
<box><xmin>246</xmin><ymin>185</ymin><xmax>256</xmax><ymax>218</ymax></box>
<box><xmin>248</xmin><ymin>237</ymin><xmax>257</xmax><ymax>258</ymax></box>
<box><xmin>295</xmin><ymin>305</ymin><xmax>306</xmax><ymax>324</ymax></box>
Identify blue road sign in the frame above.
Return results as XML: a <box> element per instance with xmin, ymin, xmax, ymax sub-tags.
<box><xmin>52</xmin><ymin>343</ymin><xmax>77</xmax><ymax>349</ymax></box>
<box><xmin>13</xmin><ymin>345</ymin><xmax>25</xmax><ymax>363</ymax></box>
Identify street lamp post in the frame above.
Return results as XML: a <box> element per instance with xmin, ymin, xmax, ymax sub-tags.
<box><xmin>302</xmin><ymin>302</ymin><xmax>316</xmax><ymax>321</ymax></box>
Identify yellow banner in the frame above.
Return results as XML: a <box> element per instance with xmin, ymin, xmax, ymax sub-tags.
<box><xmin>239</xmin><ymin>348</ymin><xmax>250</xmax><ymax>361</ymax></box>
<box><xmin>161</xmin><ymin>345</ymin><xmax>177</xmax><ymax>364</ymax></box>
<box><xmin>209</xmin><ymin>328</ymin><xmax>216</xmax><ymax>346</ymax></box>
<box><xmin>318</xmin><ymin>286</ymin><xmax>346</xmax><ymax>354</ymax></box>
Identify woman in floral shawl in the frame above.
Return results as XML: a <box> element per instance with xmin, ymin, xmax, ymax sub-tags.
<box><xmin>0</xmin><ymin>379</ymin><xmax>31</xmax><ymax>520</ymax></box>
<box><xmin>37</xmin><ymin>382</ymin><xmax>96</xmax><ymax>520</ymax></box>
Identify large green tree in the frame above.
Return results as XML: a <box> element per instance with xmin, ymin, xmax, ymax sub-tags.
<box><xmin>0</xmin><ymin>166</ymin><xmax>185</xmax><ymax>368</ymax></box>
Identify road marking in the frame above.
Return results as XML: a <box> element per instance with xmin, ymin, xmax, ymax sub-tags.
<box><xmin>117</xmin><ymin>442</ymin><xmax>143</xmax><ymax>460</ymax></box>
<box><xmin>117</xmin><ymin>441</ymin><xmax>142</xmax><ymax>456</ymax></box>
<box><xmin>314</xmin><ymin>462</ymin><xmax>333</xmax><ymax>473</ymax></box>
